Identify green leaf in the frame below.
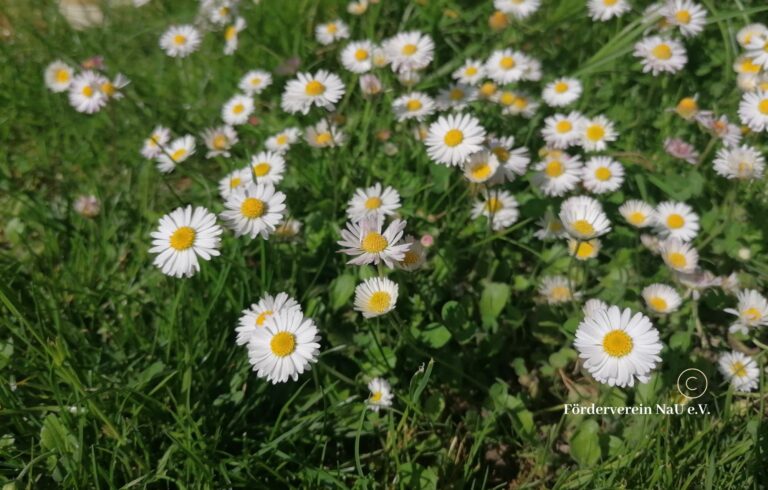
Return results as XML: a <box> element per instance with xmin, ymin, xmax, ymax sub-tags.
<box><xmin>570</xmin><ymin>419</ymin><xmax>601</xmax><ymax>466</ymax></box>
<box><xmin>479</xmin><ymin>282</ymin><xmax>511</xmax><ymax>326</ymax></box>
<box><xmin>330</xmin><ymin>274</ymin><xmax>356</xmax><ymax>311</ymax></box>
<box><xmin>418</xmin><ymin>323</ymin><xmax>452</xmax><ymax>349</ymax></box>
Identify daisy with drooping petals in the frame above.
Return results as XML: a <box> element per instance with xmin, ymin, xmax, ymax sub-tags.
<box><xmin>568</xmin><ymin>239</ymin><xmax>601</xmax><ymax>261</ymax></box>
<box><xmin>315</xmin><ymin>19</ymin><xmax>349</xmax><ymax>45</ymax></box>
<box><xmin>141</xmin><ymin>125</ymin><xmax>171</xmax><ymax>159</ymax></box>
<box><xmin>539</xmin><ymin>276</ymin><xmax>580</xmax><ymax>305</ymax></box>
<box><xmin>347</xmin><ymin>183</ymin><xmax>401</xmax><ymax>223</ymax></box>
<box><xmin>737</xmin><ymin>23</ymin><xmax>768</xmax><ymax>48</ymax></box>
<box><xmin>619</xmin><ymin>200</ymin><xmax>655</xmax><ymax>228</ymax></box>
<box><xmin>574</xmin><ymin>306</ymin><xmax>662</xmax><ymax>387</ymax></box>
<box><xmin>718</xmin><ymin>351</ymin><xmax>759</xmax><ymax>392</ymax></box>
<box><xmin>68</xmin><ymin>71</ymin><xmax>107</xmax><ymax>114</ymax></box>
<box><xmin>220</xmin><ymin>182</ymin><xmax>286</xmax><ymax>239</ymax></box>
<box><xmin>247</xmin><ymin>308</ymin><xmax>321</xmax><ymax>384</ymax></box>
<box><xmin>700</xmin><ymin>114</ymin><xmax>742</xmax><ymax>147</ymax></box>
<box><xmin>738</xmin><ymin>90</ymin><xmax>768</xmax><ymax>132</ymax></box>
<box><xmin>745</xmin><ymin>35</ymin><xmax>768</xmax><ymax>69</ymax></box>
<box><xmin>559</xmin><ymin>195</ymin><xmax>611</xmax><ymax>240</ymax></box>
<box><xmin>582</xmin><ymin>156</ymin><xmax>624</xmax><ymax>194</ymax></box>
<box><xmin>359</xmin><ymin>74</ymin><xmax>383</xmax><ymax>95</ymax></box>
<box><xmin>155</xmin><ymin>135</ymin><xmax>195</xmax><ymax>173</ymax></box>
<box><xmin>393</xmin><ymin>92</ymin><xmax>435</xmax><ymax>121</ymax></box>
<box><xmin>347</xmin><ymin>0</ymin><xmax>368</xmax><ymax>15</ymax></box>
<box><xmin>337</xmin><ymin>216</ymin><xmax>410</xmax><ymax>268</ymax></box>
<box><xmin>149</xmin><ymin>205</ymin><xmax>222</xmax><ymax>278</ymax></box>
<box><xmin>578</xmin><ymin>115</ymin><xmax>618</xmax><ymax>152</ymax></box>
<box><xmin>425</xmin><ymin>113</ymin><xmax>486</xmax><ymax>166</ymax></box>
<box><xmin>264</xmin><ymin>128</ymin><xmax>300</xmax><ymax>154</ymax></box>
<box><xmin>724</xmin><ymin>289</ymin><xmax>768</xmax><ymax>334</ymax></box>
<box><xmin>367</xmin><ymin>377</ymin><xmax>394</xmax><ymax>411</ymax></box>
<box><xmin>665</xmin><ymin>0</ymin><xmax>707</xmax><ymax>38</ymax></box>
<box><xmin>542</xmin><ymin>78</ymin><xmax>582</xmax><ymax>107</ymax></box>
<box><xmin>499</xmin><ymin>91</ymin><xmax>538</xmax><ymax>118</ymax></box>
<box><xmin>713</xmin><ymin>145</ymin><xmax>766</xmax><ymax>180</ymax></box>
<box><xmin>463</xmin><ymin>151</ymin><xmax>500</xmax><ymax>184</ymax></box>
<box><xmin>305</xmin><ymin>120</ymin><xmax>346</xmax><ymax>148</ymax></box>
<box><xmin>532</xmin><ymin>153</ymin><xmax>582</xmax><ymax>197</ymax></box>
<box><xmin>541</xmin><ymin>112</ymin><xmax>584</xmax><ymax>149</ymax></box>
<box><xmin>383</xmin><ymin>31</ymin><xmax>435</xmax><ymax>73</ymax></box>
<box><xmin>642</xmin><ymin>284</ymin><xmax>682</xmax><ymax>315</ymax></box>
<box><xmin>534</xmin><ymin>210</ymin><xmax>567</xmax><ymax>241</ymax></box>
<box><xmin>587</xmin><ymin>0</ymin><xmax>631</xmax><ymax>21</ymax></box>
<box><xmin>201</xmin><ymin>125</ymin><xmax>238</xmax><ymax>158</ymax></box>
<box><xmin>494</xmin><ymin>0</ymin><xmax>541</xmax><ymax>19</ymax></box>
<box><xmin>354</xmin><ymin>277</ymin><xmax>399</xmax><ymax>318</ymax></box>
<box><xmin>205</xmin><ymin>1</ymin><xmax>235</xmax><ymax>25</ymax></box>
<box><xmin>471</xmin><ymin>190</ymin><xmax>519</xmax><ymax>231</ymax></box>
<box><xmin>249</xmin><ymin>151</ymin><xmax>285</xmax><ymax>185</ymax></box>
<box><xmin>281</xmin><ymin>70</ymin><xmax>346</xmax><ymax>115</ymax></box>
<box><xmin>238</xmin><ymin>69</ymin><xmax>273</xmax><ymax>95</ymax></box>
<box><xmin>99</xmin><ymin>73</ymin><xmax>130</xmax><ymax>100</ymax></box>
<box><xmin>453</xmin><ymin>59</ymin><xmax>485</xmax><ymax>85</ymax></box>
<box><xmin>223</xmin><ymin>17</ymin><xmax>246</xmax><ymax>55</ymax></box>
<box><xmin>664</xmin><ymin>138</ymin><xmax>700</xmax><ymax>164</ymax></box>
<box><xmin>486</xmin><ymin>49</ymin><xmax>529</xmax><ymax>84</ymax></box>
<box><xmin>486</xmin><ymin>135</ymin><xmax>530</xmax><ymax>182</ymax></box>
<box><xmin>222</xmin><ymin>93</ymin><xmax>254</xmax><ymax>125</ymax></box>
<box><xmin>218</xmin><ymin>167</ymin><xmax>252</xmax><ymax>199</ymax></box>
<box><xmin>159</xmin><ymin>25</ymin><xmax>201</xmax><ymax>58</ymax></box>
<box><xmin>660</xmin><ymin>238</ymin><xmax>698</xmax><ymax>273</ymax></box>
<box><xmin>583</xmin><ymin>298</ymin><xmax>609</xmax><ymax>318</ymax></box>
<box><xmin>341</xmin><ymin>40</ymin><xmax>375</xmax><ymax>73</ymax></box>
<box><xmin>634</xmin><ymin>36</ymin><xmax>688</xmax><ymax>75</ymax></box>
<box><xmin>236</xmin><ymin>292</ymin><xmax>302</xmax><ymax>346</ymax></box>
<box><xmin>653</xmin><ymin>201</ymin><xmax>699</xmax><ymax>242</ymax></box>
<box><xmin>45</xmin><ymin>60</ymin><xmax>75</xmax><ymax>92</ymax></box>
<box><xmin>396</xmin><ymin>236</ymin><xmax>426</xmax><ymax>271</ymax></box>
<box><xmin>437</xmin><ymin>84</ymin><xmax>478</xmax><ymax>111</ymax></box>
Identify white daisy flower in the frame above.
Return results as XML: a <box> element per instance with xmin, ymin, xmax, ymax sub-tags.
<box><xmin>534</xmin><ymin>209</ymin><xmax>567</xmax><ymax>241</ymax></box>
<box><xmin>315</xmin><ymin>19</ymin><xmax>349</xmax><ymax>45</ymax></box>
<box><xmin>425</xmin><ymin>113</ymin><xmax>486</xmax><ymax>166</ymax></box>
<box><xmin>559</xmin><ymin>195</ymin><xmax>611</xmax><ymax>240</ymax></box>
<box><xmin>201</xmin><ymin>125</ymin><xmax>238</xmax><ymax>158</ymax></box>
<box><xmin>247</xmin><ymin>308</ymin><xmax>321</xmax><ymax>384</ymax></box>
<box><xmin>634</xmin><ymin>36</ymin><xmax>688</xmax><ymax>75</ymax></box>
<box><xmin>238</xmin><ymin>69</ymin><xmax>273</xmax><ymax>95</ymax></box>
<box><xmin>653</xmin><ymin>201</ymin><xmax>699</xmax><ymax>242</ymax></box>
<box><xmin>159</xmin><ymin>25</ymin><xmax>201</xmax><ymax>58</ymax></box>
<box><xmin>275</xmin><ymin>218</ymin><xmax>303</xmax><ymax>240</ymax></box>
<box><xmin>149</xmin><ymin>205</ymin><xmax>222</xmax><ymax>278</ymax></box>
<box><xmin>281</xmin><ymin>70</ymin><xmax>346</xmax><ymax>115</ymax></box>
<box><xmin>541</xmin><ymin>112</ymin><xmax>584</xmax><ymax>149</ymax></box>
<box><xmin>582</xmin><ymin>156</ymin><xmax>625</xmax><ymax>194</ymax></box>
<box><xmin>718</xmin><ymin>351</ymin><xmax>759</xmax><ymax>392</ymax></box>
<box><xmin>542</xmin><ymin>77</ymin><xmax>582</xmax><ymax>107</ymax></box>
<box><xmin>337</xmin><ymin>216</ymin><xmax>410</xmax><ymax>268</ymax></box>
<box><xmin>745</xmin><ymin>35</ymin><xmax>768</xmax><ymax>69</ymax></box>
<box><xmin>44</xmin><ymin>60</ymin><xmax>75</xmax><ymax>92</ymax></box>
<box><xmin>452</xmin><ymin>58</ymin><xmax>486</xmax><ymax>85</ymax></box>
<box><xmin>568</xmin><ymin>239</ymin><xmax>601</xmax><ymax>261</ymax></box>
<box><xmin>531</xmin><ymin>153</ymin><xmax>583</xmax><ymax>197</ymax></box>
<box><xmin>141</xmin><ymin>125</ymin><xmax>171</xmax><ymax>159</ymax></box>
<box><xmin>265</xmin><ymin>127</ymin><xmax>301</xmax><ymax>154</ymax></box>
<box><xmin>574</xmin><ymin>306</ymin><xmax>662</xmax><ymax>387</ymax></box>
<box><xmin>702</xmin><ymin>114</ymin><xmax>743</xmax><ymax>147</ymax></box>
<box><xmin>392</xmin><ymin>92</ymin><xmax>436</xmax><ymax>122</ymax></box>
<box><xmin>539</xmin><ymin>276</ymin><xmax>580</xmax><ymax>305</ymax></box>
<box><xmin>347</xmin><ymin>0</ymin><xmax>368</xmax><ymax>15</ymax></box>
<box><xmin>660</xmin><ymin>238</ymin><xmax>699</xmax><ymax>273</ymax></box>
<box><xmin>738</xmin><ymin>90</ymin><xmax>768</xmax><ymax>132</ymax></box>
<box><xmin>737</xmin><ymin>23</ymin><xmax>768</xmax><ymax>49</ymax></box>
<box><xmin>587</xmin><ymin>0</ymin><xmax>631</xmax><ymax>21</ymax></box>
<box><xmin>642</xmin><ymin>284</ymin><xmax>682</xmax><ymax>314</ymax></box>
<box><xmin>236</xmin><ymin>292</ymin><xmax>302</xmax><ymax>346</ymax></box>
<box><xmin>713</xmin><ymin>145</ymin><xmax>766</xmax><ymax>180</ymax></box>
<box><xmin>205</xmin><ymin>1</ymin><xmax>235</xmax><ymax>25</ymax></box>
<box><xmin>724</xmin><ymin>289</ymin><xmax>768</xmax><ymax>334</ymax></box>
<box><xmin>346</xmin><ymin>183</ymin><xmax>401</xmax><ymax>223</ymax></box>
<box><xmin>341</xmin><ymin>40</ymin><xmax>375</xmax><ymax>73</ymax></box>
<box><xmin>494</xmin><ymin>0</ymin><xmax>541</xmax><ymax>19</ymax></box>
<box><xmin>223</xmin><ymin>17</ymin><xmax>246</xmax><ymax>55</ymax></box>
<box><xmin>437</xmin><ymin>84</ymin><xmax>478</xmax><ymax>111</ymax></box>
<box><xmin>155</xmin><ymin>135</ymin><xmax>195</xmax><ymax>173</ymax></box>
<box><xmin>305</xmin><ymin>120</ymin><xmax>346</xmax><ymax>148</ymax></box>
<box><xmin>578</xmin><ymin>115</ymin><xmax>618</xmax><ymax>152</ymax></box>
<box><xmin>583</xmin><ymin>298</ymin><xmax>609</xmax><ymax>318</ymax></box>
<box><xmin>619</xmin><ymin>199</ymin><xmax>655</xmax><ymax>228</ymax></box>
<box><xmin>383</xmin><ymin>31</ymin><xmax>435</xmax><ymax>73</ymax></box>
<box><xmin>665</xmin><ymin>0</ymin><xmax>707</xmax><ymax>38</ymax></box>
<box><xmin>222</xmin><ymin>93</ymin><xmax>254</xmax><ymax>126</ymax></box>
<box><xmin>367</xmin><ymin>377</ymin><xmax>394</xmax><ymax>411</ymax></box>
<box><xmin>396</xmin><ymin>69</ymin><xmax>422</xmax><ymax>87</ymax></box>
<box><xmin>359</xmin><ymin>74</ymin><xmax>383</xmax><ymax>96</ymax></box>
<box><xmin>218</xmin><ymin>167</ymin><xmax>252</xmax><ymax>199</ymax></box>
<box><xmin>734</xmin><ymin>55</ymin><xmax>763</xmax><ymax>77</ymax></box>
<box><xmin>487</xmin><ymin>135</ymin><xmax>530</xmax><ymax>182</ymax></box>
<box><xmin>463</xmin><ymin>150</ymin><xmax>500</xmax><ymax>184</ymax></box>
<box><xmin>220</xmin><ymin>182</ymin><xmax>287</xmax><ymax>239</ymax></box>
<box><xmin>486</xmin><ymin>49</ymin><xmax>529</xmax><ymax>84</ymax></box>
<box><xmin>471</xmin><ymin>190</ymin><xmax>519</xmax><ymax>231</ymax></box>
<box><xmin>498</xmin><ymin>91</ymin><xmax>539</xmax><ymax>118</ymax></box>
<box><xmin>396</xmin><ymin>236</ymin><xmax>426</xmax><ymax>271</ymax></box>
<box><xmin>68</xmin><ymin>70</ymin><xmax>107</xmax><ymax>114</ymax></box>
<box><xmin>249</xmin><ymin>151</ymin><xmax>285</xmax><ymax>185</ymax></box>
<box><xmin>98</xmin><ymin>73</ymin><xmax>130</xmax><ymax>100</ymax></box>
<box><xmin>354</xmin><ymin>277</ymin><xmax>399</xmax><ymax>318</ymax></box>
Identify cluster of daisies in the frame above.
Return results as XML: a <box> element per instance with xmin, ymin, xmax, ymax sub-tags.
<box><xmin>44</xmin><ymin>58</ymin><xmax>129</xmax><ymax>114</ymax></box>
<box><xmin>158</xmin><ymin>0</ymin><xmax>249</xmax><ymax>58</ymax></box>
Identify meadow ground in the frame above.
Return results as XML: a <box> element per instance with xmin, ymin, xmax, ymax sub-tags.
<box><xmin>1</xmin><ymin>0</ymin><xmax>768</xmax><ymax>488</ymax></box>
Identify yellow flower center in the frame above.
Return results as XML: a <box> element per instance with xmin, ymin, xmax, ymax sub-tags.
<box><xmin>370</xmin><ymin>391</ymin><xmax>383</xmax><ymax>402</ymax></box>
<box><xmin>737</xmin><ymin>161</ymin><xmax>752</xmax><ymax>176</ymax></box>
<box><xmin>269</xmin><ymin>331</ymin><xmax>296</xmax><ymax>357</ymax></box>
<box><xmin>212</xmin><ymin>134</ymin><xmax>228</xmax><ymax>150</ymax></box>
<box><xmin>170</xmin><ymin>148</ymin><xmax>187</xmax><ymax>161</ymax></box>
<box><xmin>364</xmin><ymin>197</ymin><xmax>382</xmax><ymax>209</ymax></box>
<box><xmin>173</xmin><ymin>34</ymin><xmax>187</xmax><ymax>45</ymax></box>
<box><xmin>555</xmin><ymin>120</ymin><xmax>572</xmax><ymax>133</ymax></box>
<box><xmin>652</xmin><ymin>44</ymin><xmax>673</xmax><ymax>60</ymax></box>
<box><xmin>450</xmin><ymin>88</ymin><xmax>464</xmax><ymax>100</ymax></box>
<box><xmin>649</xmin><ymin>296</ymin><xmax>668</xmax><ymax>312</ymax></box>
<box><xmin>667</xmin><ymin>252</ymin><xmax>687</xmax><ymax>269</ymax></box>
<box><xmin>225</xmin><ymin>25</ymin><xmax>237</xmax><ymax>41</ymax></box>
<box><xmin>595</xmin><ymin>167</ymin><xmax>612</xmax><ymax>181</ymax></box>
<box><xmin>354</xmin><ymin>49</ymin><xmax>369</xmax><ymax>61</ymax></box>
<box><xmin>82</xmin><ymin>85</ymin><xmax>94</xmax><ymax>97</ymax></box>
<box><xmin>252</xmin><ymin>163</ymin><xmax>271</xmax><ymax>177</ymax></box>
<box><xmin>276</xmin><ymin>134</ymin><xmax>288</xmax><ymax>145</ymax></box>
<box><xmin>470</xmin><ymin>162</ymin><xmax>492</xmax><ymax>180</ymax></box>
<box><xmin>758</xmin><ymin>99</ymin><xmax>768</xmax><ymax>115</ymax></box>
<box><xmin>513</xmin><ymin>97</ymin><xmax>528</xmax><ymax>109</ymax></box>
<box><xmin>402</xmin><ymin>250</ymin><xmax>420</xmax><ymax>266</ymax></box>
<box><xmin>499</xmin><ymin>91</ymin><xmax>516</xmax><ymax>106</ymax></box>
<box><xmin>603</xmin><ymin>0</ymin><xmax>617</xmax><ymax>5</ymax></box>
<box><xmin>55</xmin><ymin>69</ymin><xmax>70</xmax><ymax>83</ymax></box>
<box><xmin>229</xmin><ymin>177</ymin><xmax>242</xmax><ymax>189</ymax></box>
<box><xmin>675</xmin><ymin>10</ymin><xmax>691</xmax><ymax>24</ymax></box>
<box><xmin>627</xmin><ymin>211</ymin><xmax>646</xmax><ymax>226</ymax></box>
<box><xmin>742</xmin><ymin>307</ymin><xmax>762</xmax><ymax>322</ymax></box>
<box><xmin>305</xmin><ymin>80</ymin><xmax>326</xmax><ymax>96</ymax></box>
<box><xmin>315</xmin><ymin>132</ymin><xmax>332</xmax><ymax>145</ymax></box>
<box><xmin>574</xmin><ymin>241</ymin><xmax>595</xmax><ymax>259</ymax></box>
<box><xmin>465</xmin><ymin>66</ymin><xmax>478</xmax><ymax>76</ymax></box>
<box><xmin>241</xmin><ymin>197</ymin><xmax>266</xmax><ymax>218</ymax></box>
<box><xmin>492</xmin><ymin>147</ymin><xmax>509</xmax><ymax>162</ymax></box>
<box><xmin>740</xmin><ymin>59</ymin><xmax>760</xmax><ymax>74</ymax></box>
<box><xmin>550</xmin><ymin>286</ymin><xmax>571</xmax><ymax>302</ymax></box>
<box><xmin>602</xmin><ymin>330</ymin><xmax>633</xmax><ymax>358</ymax></box>
<box><xmin>443</xmin><ymin>129</ymin><xmax>464</xmax><ymax>147</ymax></box>
<box><xmin>401</xmin><ymin>43</ymin><xmax>417</xmax><ymax>55</ymax></box>
<box><xmin>666</xmin><ymin>214</ymin><xmax>685</xmax><ymax>229</ymax></box>
<box><xmin>571</xmin><ymin>220</ymin><xmax>595</xmax><ymax>236</ymax></box>
<box><xmin>545</xmin><ymin>160</ymin><xmax>564</xmax><ymax>177</ymax></box>
<box><xmin>362</xmin><ymin>232</ymin><xmax>388</xmax><ymax>253</ymax></box>
<box><xmin>406</xmin><ymin>99</ymin><xmax>422</xmax><ymax>111</ymax></box>
<box><xmin>250</xmin><ymin>76</ymin><xmax>262</xmax><ymax>86</ymax></box>
<box><xmin>169</xmin><ymin>226</ymin><xmax>196</xmax><ymax>251</ymax></box>
<box><xmin>554</xmin><ymin>82</ymin><xmax>568</xmax><ymax>93</ymax></box>
<box><xmin>479</xmin><ymin>82</ymin><xmax>497</xmax><ymax>97</ymax></box>
<box><xmin>586</xmin><ymin>125</ymin><xmax>605</xmax><ymax>141</ymax></box>
<box><xmin>499</xmin><ymin>56</ymin><xmax>515</xmax><ymax>69</ymax></box>
<box><xmin>485</xmin><ymin>197</ymin><xmax>503</xmax><ymax>213</ymax></box>
<box><xmin>368</xmin><ymin>291</ymin><xmax>392</xmax><ymax>313</ymax></box>
<box><xmin>232</xmin><ymin>103</ymin><xmax>244</xmax><ymax>114</ymax></box>
<box><xmin>256</xmin><ymin>310</ymin><xmax>273</xmax><ymax>326</ymax></box>
<box><xmin>731</xmin><ymin>361</ymin><xmax>747</xmax><ymax>378</ymax></box>
<box><xmin>676</xmin><ymin>97</ymin><xmax>698</xmax><ymax>117</ymax></box>
<box><xmin>100</xmin><ymin>82</ymin><xmax>116</xmax><ymax>96</ymax></box>
<box><xmin>326</xmin><ymin>23</ymin><xmax>337</xmax><ymax>34</ymax></box>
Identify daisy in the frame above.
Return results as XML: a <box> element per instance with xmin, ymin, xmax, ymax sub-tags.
<box><xmin>559</xmin><ymin>195</ymin><xmax>611</xmax><ymax>240</ymax></box>
<box><xmin>701</xmin><ymin>114</ymin><xmax>742</xmax><ymax>147</ymax></box>
<box><xmin>247</xmin><ymin>308</ymin><xmax>321</xmax><ymax>384</ymax></box>
<box><xmin>642</xmin><ymin>284</ymin><xmax>682</xmax><ymax>314</ymax></box>
<box><xmin>341</xmin><ymin>40</ymin><xmax>375</xmax><ymax>73</ymax></box>
<box><xmin>568</xmin><ymin>239</ymin><xmax>601</xmax><ymax>261</ymax></box>
<box><xmin>281</xmin><ymin>70</ymin><xmax>345</xmax><ymax>115</ymax></box>
<box><xmin>531</xmin><ymin>153</ymin><xmax>582</xmax><ymax>197</ymax></box>
<box><xmin>98</xmin><ymin>73</ymin><xmax>130</xmax><ymax>100</ymax></box>
<box><xmin>346</xmin><ymin>183</ymin><xmax>401</xmax><ymax>223</ymax></box>
<box><xmin>155</xmin><ymin>135</ymin><xmax>195</xmax><ymax>173</ymax></box>
<box><xmin>664</xmin><ymin>138</ymin><xmax>700</xmax><ymax>164</ymax></box>
<box><xmin>583</xmin><ymin>298</ymin><xmax>609</xmax><ymax>318</ymax></box>
<box><xmin>265</xmin><ymin>127</ymin><xmax>301</xmax><ymax>153</ymax></box>
<box><xmin>205</xmin><ymin>1</ymin><xmax>235</xmax><ymax>25</ymax></box>
<box><xmin>73</xmin><ymin>194</ymin><xmax>100</xmax><ymax>218</ymax></box>
<box><xmin>494</xmin><ymin>0</ymin><xmax>541</xmax><ymax>19</ymax></box>
<box><xmin>619</xmin><ymin>199</ymin><xmax>655</xmax><ymax>228</ymax></box>
<box><xmin>220</xmin><ymin>182</ymin><xmax>287</xmax><ymax>239</ymax></box>
<box><xmin>236</xmin><ymin>292</ymin><xmax>302</xmax><ymax>346</ymax></box>
<box><xmin>305</xmin><ymin>120</ymin><xmax>346</xmax><ymax>148</ymax></box>
<box><xmin>578</xmin><ymin>115</ymin><xmax>618</xmax><ymax>152</ymax></box>
<box><xmin>238</xmin><ymin>69</ymin><xmax>273</xmax><ymax>95</ymax></box>
<box><xmin>44</xmin><ymin>60</ymin><xmax>75</xmax><ymax>92</ymax></box>
<box><xmin>660</xmin><ymin>238</ymin><xmax>699</xmax><ymax>273</ymax></box>
<box><xmin>653</xmin><ymin>201</ymin><xmax>699</xmax><ymax>242</ymax></box>
<box><xmin>534</xmin><ymin>210</ymin><xmax>567</xmax><ymax>241</ymax></box>
<box><xmin>392</xmin><ymin>92</ymin><xmax>436</xmax><ymax>122</ymax></box>
<box><xmin>539</xmin><ymin>276</ymin><xmax>580</xmax><ymax>305</ymax></box>
<box><xmin>354</xmin><ymin>277</ymin><xmax>399</xmax><ymax>318</ymax></box>
<box><xmin>159</xmin><ymin>25</ymin><xmax>201</xmax><ymax>58</ymax></box>
<box><xmin>733</xmin><ymin>55</ymin><xmax>762</xmax><ymax>76</ymax></box>
<box><xmin>587</xmin><ymin>0</ymin><xmax>631</xmax><ymax>22</ymax></box>
<box><xmin>337</xmin><ymin>216</ymin><xmax>410</xmax><ymax>267</ymax></box>
<box><xmin>478</xmin><ymin>81</ymin><xmax>498</xmax><ymax>100</ymax></box>
<box><xmin>542</xmin><ymin>78</ymin><xmax>582</xmax><ymax>107</ymax></box>
<box><xmin>634</xmin><ymin>36</ymin><xmax>688</xmax><ymax>75</ymax></box>
<box><xmin>713</xmin><ymin>145</ymin><xmax>766</xmax><ymax>180</ymax></box>
<box><xmin>737</xmin><ymin>23</ymin><xmax>768</xmax><ymax>49</ymax></box>
<box><xmin>249</xmin><ymin>151</ymin><xmax>285</xmax><ymax>185</ymax></box>
<box><xmin>665</xmin><ymin>0</ymin><xmax>707</xmax><ymax>38</ymax></box>
<box><xmin>396</xmin><ymin>236</ymin><xmax>426</xmax><ymax>271</ymax></box>
<box><xmin>396</xmin><ymin>70</ymin><xmax>422</xmax><ymax>87</ymax></box>
<box><xmin>347</xmin><ymin>1</ymin><xmax>368</xmax><ymax>15</ymax></box>
<box><xmin>738</xmin><ymin>90</ymin><xmax>768</xmax><ymax>132</ymax></box>
<box><xmin>275</xmin><ymin>219</ymin><xmax>302</xmax><ymax>239</ymax></box>
<box><xmin>383</xmin><ymin>31</ymin><xmax>435</xmax><ymax>73</ymax></box>
<box><xmin>463</xmin><ymin>150</ymin><xmax>500</xmax><ymax>184</ymax></box>
<box><xmin>724</xmin><ymin>289</ymin><xmax>768</xmax><ymax>334</ymax></box>
<box><xmin>201</xmin><ymin>125</ymin><xmax>238</xmax><ymax>158</ymax></box>
<box><xmin>486</xmin><ymin>49</ymin><xmax>529</xmax><ymax>84</ymax></box>
<box><xmin>499</xmin><ymin>92</ymin><xmax>538</xmax><ymax>118</ymax></box>
<box><xmin>437</xmin><ymin>84</ymin><xmax>478</xmax><ymax>111</ymax></box>
<box><xmin>745</xmin><ymin>35</ymin><xmax>768</xmax><ymax>69</ymax></box>
<box><xmin>452</xmin><ymin>59</ymin><xmax>486</xmax><ymax>85</ymax></box>
<box><xmin>582</xmin><ymin>156</ymin><xmax>624</xmax><ymax>194</ymax></box>
<box><xmin>541</xmin><ymin>112</ymin><xmax>584</xmax><ymax>149</ymax></box>
<box><xmin>68</xmin><ymin>70</ymin><xmax>107</xmax><ymax>114</ymax></box>
<box><xmin>471</xmin><ymin>190</ymin><xmax>519</xmax><ymax>231</ymax></box>
<box><xmin>718</xmin><ymin>351</ymin><xmax>759</xmax><ymax>392</ymax></box>
<box><xmin>141</xmin><ymin>125</ymin><xmax>171</xmax><ymax>159</ymax></box>
<box><xmin>486</xmin><ymin>135</ymin><xmax>530</xmax><ymax>181</ymax></box>
<box><xmin>315</xmin><ymin>19</ymin><xmax>349</xmax><ymax>45</ymax></box>
<box><xmin>367</xmin><ymin>377</ymin><xmax>394</xmax><ymax>411</ymax></box>
<box><xmin>221</xmin><ymin>93</ymin><xmax>254</xmax><ymax>126</ymax></box>
<box><xmin>425</xmin><ymin>113</ymin><xmax>486</xmax><ymax>166</ymax></box>
<box><xmin>149</xmin><ymin>206</ymin><xmax>222</xmax><ymax>278</ymax></box>
<box><xmin>218</xmin><ymin>167</ymin><xmax>252</xmax><ymax>199</ymax></box>
<box><xmin>359</xmin><ymin>74</ymin><xmax>383</xmax><ymax>96</ymax></box>
<box><xmin>574</xmin><ymin>306</ymin><xmax>662</xmax><ymax>387</ymax></box>
<box><xmin>223</xmin><ymin>17</ymin><xmax>246</xmax><ymax>55</ymax></box>
<box><xmin>674</xmin><ymin>96</ymin><xmax>699</xmax><ymax>120</ymax></box>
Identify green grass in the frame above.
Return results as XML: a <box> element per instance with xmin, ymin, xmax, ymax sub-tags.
<box><xmin>1</xmin><ymin>0</ymin><xmax>768</xmax><ymax>487</ymax></box>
